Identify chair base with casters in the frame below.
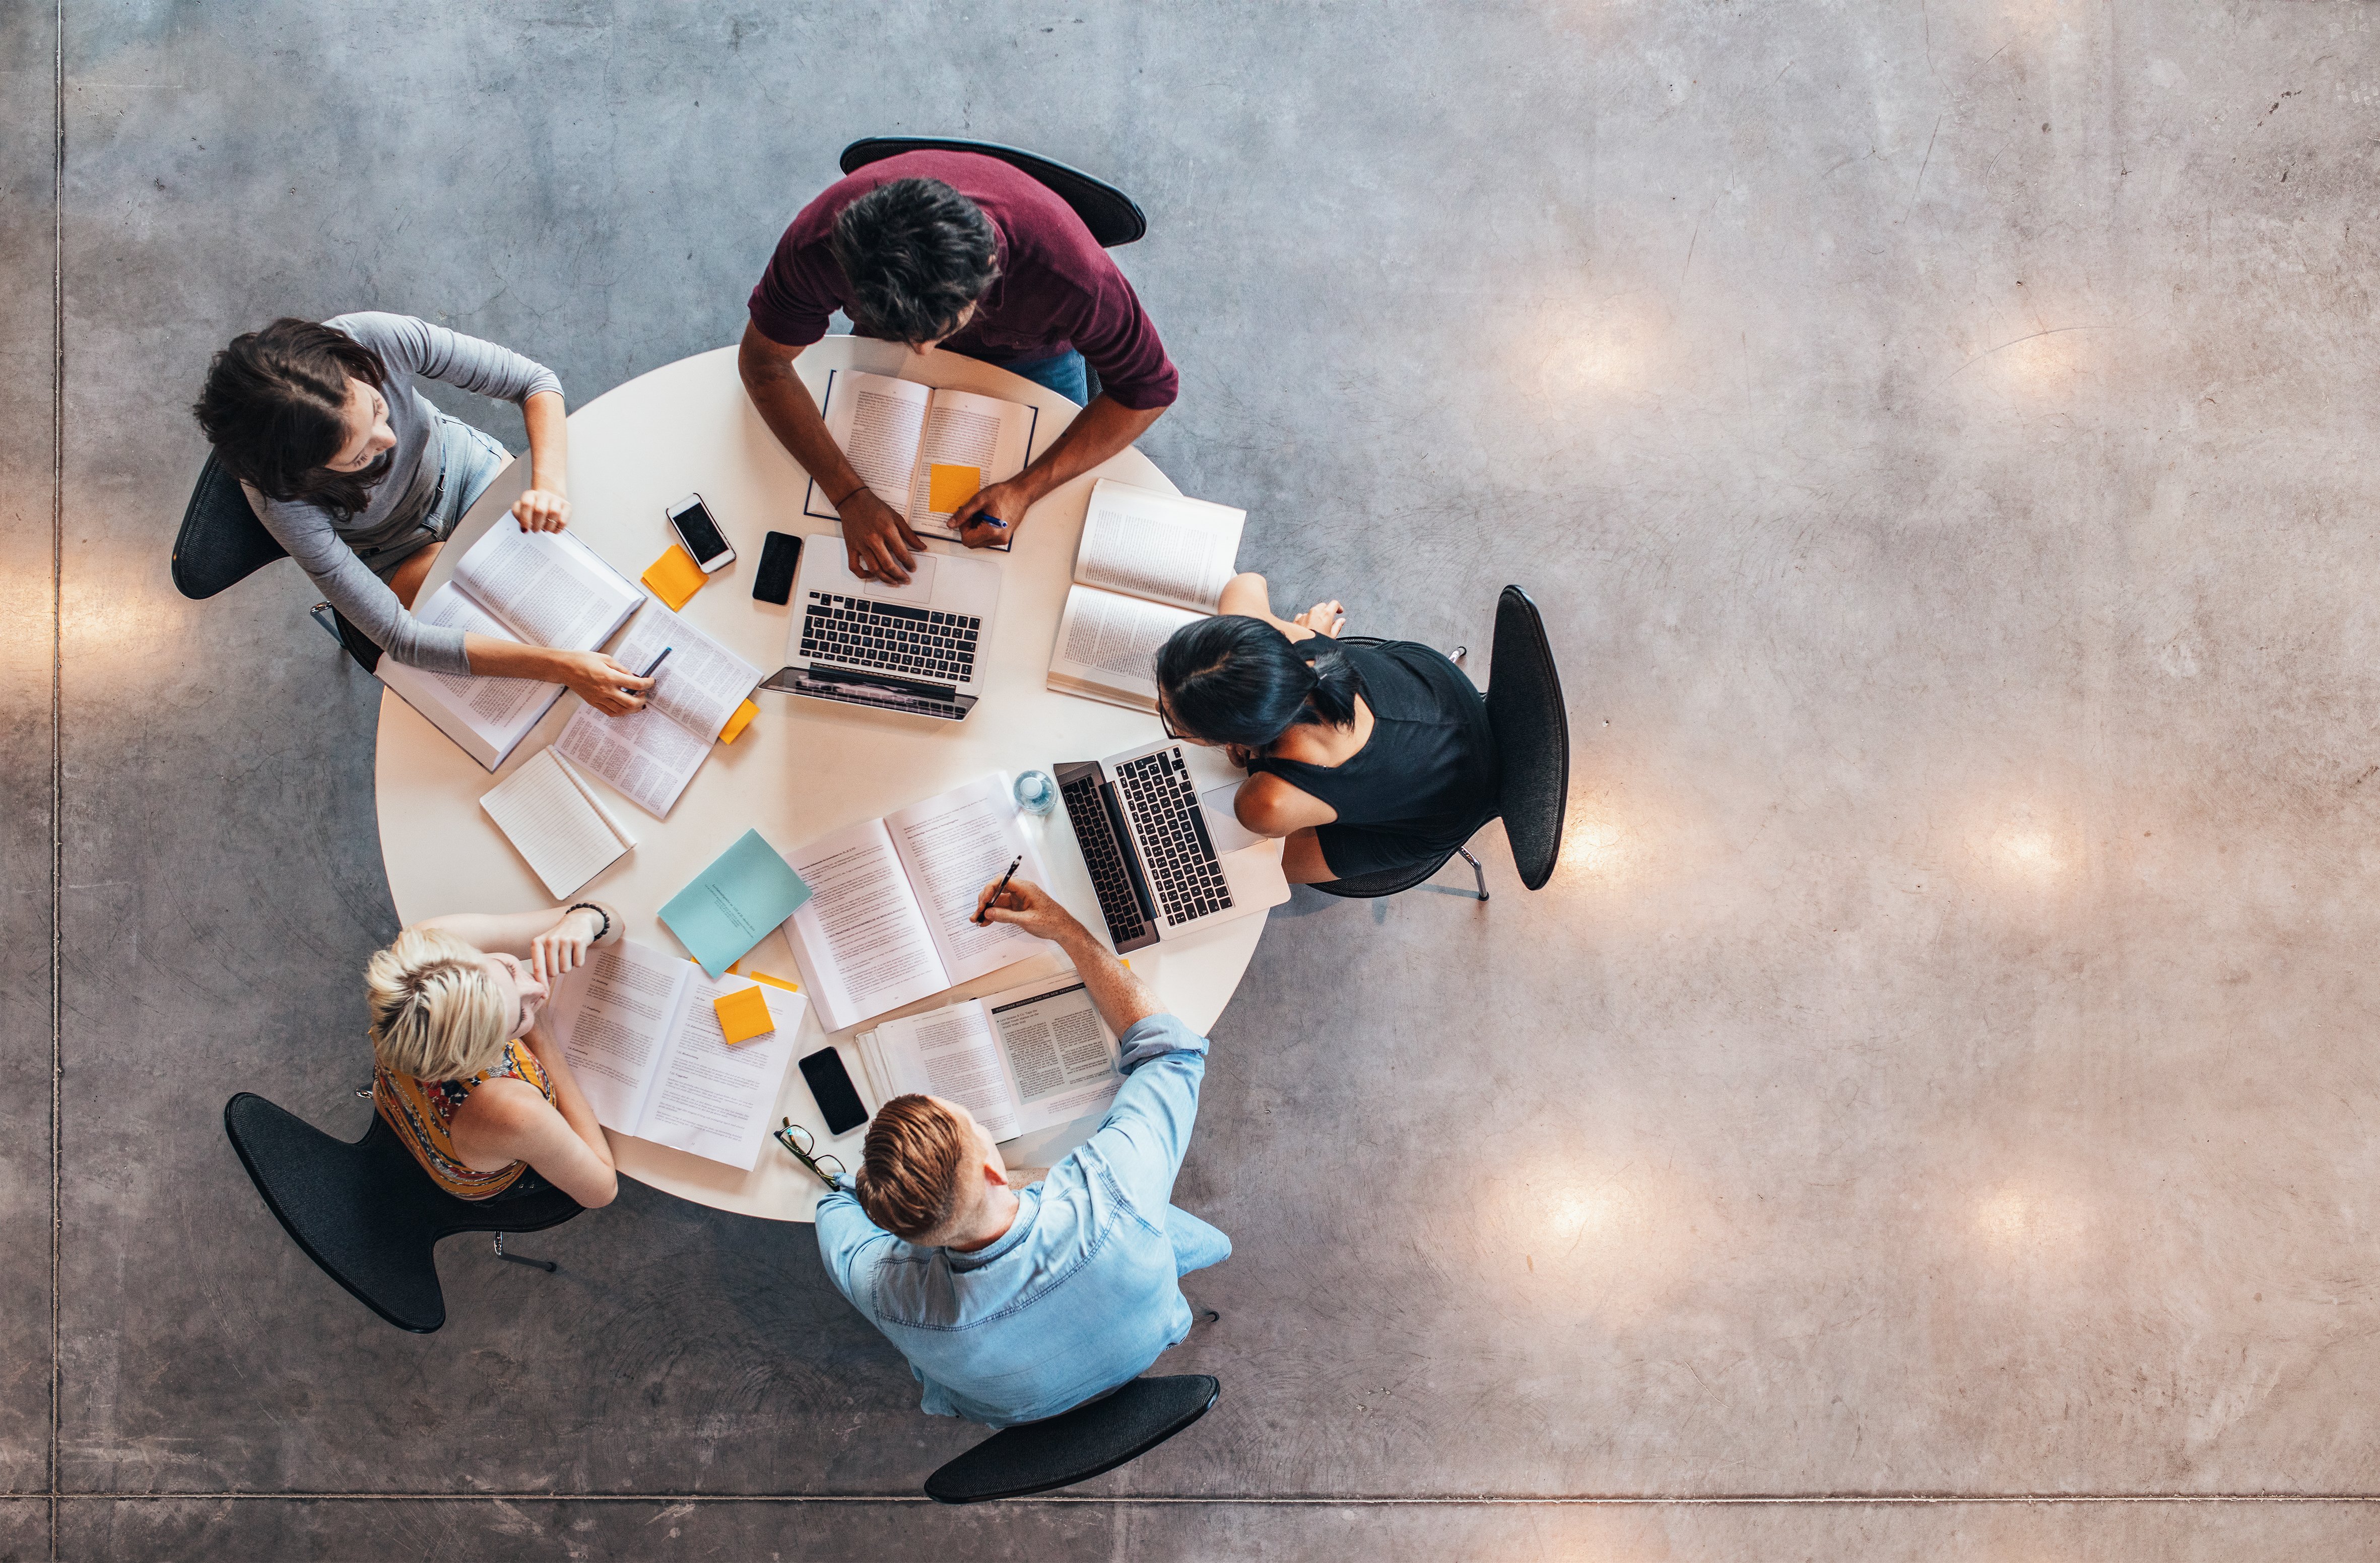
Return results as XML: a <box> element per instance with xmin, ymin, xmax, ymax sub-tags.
<box><xmin>223</xmin><ymin>1092</ymin><xmax>581</xmax><ymax>1334</ymax></box>
<box><xmin>174</xmin><ymin>450</ymin><xmax>381</xmax><ymax>675</ymax></box>
<box><xmin>1307</xmin><ymin>591</ymin><xmax>1568</xmax><ymax>900</ymax></box>
<box><xmin>923</xmin><ymin>1375</ymin><xmax>1220</xmax><ymax>1504</ymax></box>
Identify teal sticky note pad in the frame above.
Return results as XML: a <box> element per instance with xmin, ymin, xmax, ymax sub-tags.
<box><xmin>658</xmin><ymin>829</ymin><xmax>814</xmax><ymax>978</ymax></box>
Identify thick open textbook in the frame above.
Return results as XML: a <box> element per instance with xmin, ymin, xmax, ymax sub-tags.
<box><xmin>856</xmin><ymin>978</ymin><xmax>1120</xmax><ymax>1144</ymax></box>
<box><xmin>554</xmin><ymin>604</ymin><xmax>762</xmax><ymax>818</ymax></box>
<box><xmin>779</xmin><ymin>774</ymin><xmax>1057</xmax><ymax>1032</ymax></box>
<box><xmin>801</xmin><ymin>369</ymin><xmax>1042</xmax><ymax>543</ymax></box>
<box><xmin>378</xmin><ymin>525</ymin><xmax>644</xmax><ymax>769</ymax></box>
<box><xmin>479</xmin><ymin>748</ymin><xmax>636</xmax><ymax>898</ymax></box>
<box><xmin>1046</xmin><ymin>479</ymin><xmax>1247</xmax><ymax>710</ymax></box>
<box><xmin>544</xmin><ymin>938</ymin><xmax>809</xmax><ymax>1170</ymax></box>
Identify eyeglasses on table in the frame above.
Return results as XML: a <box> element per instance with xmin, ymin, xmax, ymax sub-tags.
<box><xmin>774</xmin><ymin>1118</ymin><xmax>846</xmax><ymax>1187</ymax></box>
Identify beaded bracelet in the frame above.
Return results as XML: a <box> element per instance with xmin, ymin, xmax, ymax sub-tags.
<box><xmin>565</xmin><ymin>902</ymin><xmax>612</xmax><ymax>943</ymax></box>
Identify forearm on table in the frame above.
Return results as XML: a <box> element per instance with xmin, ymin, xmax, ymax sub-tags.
<box><xmin>739</xmin><ymin>332</ymin><xmax>868</xmax><ymax>504</ymax></box>
<box><xmin>1053</xmin><ymin>921</ymin><xmax>1164</xmax><ymax>1035</ymax></box>
<box><xmin>521</xmin><ymin>390</ymin><xmax>569</xmax><ymax>493</ymax></box>
<box><xmin>418</xmin><ymin>900</ymin><xmax>620</xmax><ymax>956</ymax></box>
<box><xmin>1015</xmin><ymin>397</ymin><xmax>1163</xmax><ymax>499</ymax></box>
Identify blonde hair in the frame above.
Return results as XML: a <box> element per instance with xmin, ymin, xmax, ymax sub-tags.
<box><xmin>365</xmin><ymin>927</ymin><xmax>514</xmax><ymax>1081</ymax></box>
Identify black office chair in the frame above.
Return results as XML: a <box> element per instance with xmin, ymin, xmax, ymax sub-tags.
<box><xmin>923</xmin><ymin>1375</ymin><xmax>1220</xmax><ymax>1504</ymax></box>
<box><xmin>1312</xmin><ymin>586</ymin><xmax>1570</xmax><ymax>901</ymax></box>
<box><xmin>173</xmin><ymin>452</ymin><xmax>382</xmax><ymax>674</ymax></box>
<box><xmin>839</xmin><ymin>137</ymin><xmax>1147</xmax><ymax>248</ymax></box>
<box><xmin>223</xmin><ymin>1092</ymin><xmax>582</xmax><ymax>1334</ymax></box>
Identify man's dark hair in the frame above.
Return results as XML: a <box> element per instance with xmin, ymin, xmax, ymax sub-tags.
<box><xmin>830</xmin><ymin>178</ymin><xmax>1000</xmax><ymax>346</ymax></box>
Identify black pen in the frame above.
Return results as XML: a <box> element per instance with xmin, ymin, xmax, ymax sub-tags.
<box><xmin>977</xmin><ymin>854</ymin><xmax>1023</xmax><ymax>924</ymax></box>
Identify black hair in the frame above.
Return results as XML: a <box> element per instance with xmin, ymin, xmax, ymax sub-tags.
<box><xmin>829</xmin><ymin>178</ymin><xmax>1001</xmax><ymax>346</ymax></box>
<box><xmin>191</xmin><ymin>318</ymin><xmax>389</xmax><ymax>520</ymax></box>
<box><xmin>1154</xmin><ymin>616</ymin><xmax>1364</xmax><ymax>749</ymax></box>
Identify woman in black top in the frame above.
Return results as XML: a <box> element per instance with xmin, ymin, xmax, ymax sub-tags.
<box><xmin>1153</xmin><ymin>574</ymin><xmax>1499</xmax><ymax>884</ymax></box>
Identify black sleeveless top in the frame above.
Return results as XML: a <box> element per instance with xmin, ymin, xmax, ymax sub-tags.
<box><xmin>1246</xmin><ymin>635</ymin><xmax>1499</xmax><ymax>878</ymax></box>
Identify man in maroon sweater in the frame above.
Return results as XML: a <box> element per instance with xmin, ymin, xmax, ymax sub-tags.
<box><xmin>740</xmin><ymin>150</ymin><xmax>1179</xmax><ymax>583</ymax></box>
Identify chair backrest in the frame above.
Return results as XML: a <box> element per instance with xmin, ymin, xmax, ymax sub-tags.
<box><xmin>923</xmin><ymin>1375</ymin><xmax>1220</xmax><ymax>1503</ymax></box>
<box><xmin>173</xmin><ymin>453</ymin><xmax>287</xmax><ymax>600</ymax></box>
<box><xmin>1484</xmin><ymin>587</ymin><xmax>1569</xmax><ymax>891</ymax></box>
<box><xmin>840</xmin><ymin>137</ymin><xmax>1148</xmax><ymax>248</ymax></box>
<box><xmin>222</xmin><ymin>1092</ymin><xmax>581</xmax><ymax>1334</ymax></box>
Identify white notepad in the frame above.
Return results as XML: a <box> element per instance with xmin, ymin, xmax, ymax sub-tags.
<box><xmin>479</xmin><ymin>749</ymin><xmax>637</xmax><ymax>898</ymax></box>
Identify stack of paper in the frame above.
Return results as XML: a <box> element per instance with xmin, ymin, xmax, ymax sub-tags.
<box><xmin>478</xmin><ymin>750</ymin><xmax>636</xmax><ymax>897</ymax></box>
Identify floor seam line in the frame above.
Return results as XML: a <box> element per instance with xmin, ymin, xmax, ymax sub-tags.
<box><xmin>48</xmin><ymin>0</ymin><xmax>65</xmax><ymax>1555</ymax></box>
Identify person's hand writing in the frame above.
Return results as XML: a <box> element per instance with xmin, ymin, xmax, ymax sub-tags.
<box><xmin>512</xmin><ymin>487</ymin><xmax>571</xmax><ymax>533</ymax></box>
<box><xmin>530</xmin><ymin>904</ymin><xmax>608</xmax><ymax>983</ymax></box>
<box><xmin>554</xmin><ymin>651</ymin><xmax>654</xmax><ymax>717</ymax></box>
<box><xmin>837</xmin><ymin>488</ymin><xmax>923</xmax><ymax>583</ymax></box>
<box><xmin>951</xmin><ymin>476</ymin><xmax>1034</xmax><ymax>551</ymax></box>
<box><xmin>1293</xmin><ymin>599</ymin><xmax>1346</xmax><ymax>637</ymax></box>
<box><xmin>973</xmin><ymin>876</ymin><xmax>1085</xmax><ymax>945</ymax></box>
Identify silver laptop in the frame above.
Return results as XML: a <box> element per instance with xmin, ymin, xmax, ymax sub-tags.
<box><xmin>1055</xmin><ymin>738</ymin><xmax>1292</xmax><ymax>953</ymax></box>
<box><xmin>760</xmin><ymin>531</ymin><xmax>1003</xmax><ymax>721</ymax></box>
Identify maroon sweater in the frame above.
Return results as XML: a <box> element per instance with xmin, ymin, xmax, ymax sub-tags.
<box><xmin>747</xmin><ymin>150</ymin><xmax>1178</xmax><ymax>412</ymax></box>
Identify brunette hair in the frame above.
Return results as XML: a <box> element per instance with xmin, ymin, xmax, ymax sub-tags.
<box><xmin>829</xmin><ymin>178</ymin><xmax>1000</xmax><ymax>346</ymax></box>
<box><xmin>1155</xmin><ymin>615</ymin><xmax>1364</xmax><ymax>749</ymax></box>
<box><xmin>191</xmin><ymin>317</ymin><xmax>389</xmax><ymax>520</ymax></box>
<box><xmin>853</xmin><ymin>1093</ymin><xmax>972</xmax><ymax>1241</ymax></box>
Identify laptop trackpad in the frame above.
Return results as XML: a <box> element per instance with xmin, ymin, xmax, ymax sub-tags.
<box><xmin>1198</xmin><ymin>783</ymin><xmax>1263</xmax><ymax>854</ymax></box>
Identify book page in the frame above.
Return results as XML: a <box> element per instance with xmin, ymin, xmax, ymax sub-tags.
<box><xmin>1072</xmin><ymin>480</ymin><xmax>1246</xmax><ymax>612</ymax></box>
<box><xmin>780</xmin><ymin>818</ymin><xmax>948</xmax><ymax>1031</ymax></box>
<box><xmin>543</xmin><ymin>938</ymin><xmax>693</xmax><ymax>1132</ymax></box>
<box><xmin>611</xmin><ymin>603</ymin><xmax>761</xmax><ymax>742</ymax></box>
<box><xmin>904</xmin><ymin>387</ymin><xmax>1036</xmax><ymax>540</ymax></box>
<box><xmin>554</xmin><ymin>700</ymin><xmax>709</xmax><ymax>819</ymax></box>
<box><xmin>806</xmin><ymin>370</ymin><xmax>931</xmax><ymax>518</ymax></box>
<box><xmin>878</xmin><ymin>1003</ymin><xmax>1021</xmax><ymax>1142</ymax></box>
<box><xmin>989</xmin><ymin>981</ymin><xmax>1123</xmax><ymax>1135</ymax></box>
<box><xmin>378</xmin><ymin>584</ymin><xmax>563</xmax><ymax>768</ymax></box>
<box><xmin>885</xmin><ymin>774</ymin><xmax>1054</xmax><ymax>988</ymax></box>
<box><xmin>1046</xmin><ymin>583</ymin><xmax>1202</xmax><ymax>709</ymax></box>
<box><xmin>454</xmin><ymin>524</ymin><xmax>640</xmax><ymax>651</ymax></box>
<box><xmin>633</xmin><ymin>974</ymin><xmax>808</xmax><ymax>1169</ymax></box>
<box><xmin>479</xmin><ymin>748</ymin><xmax>632</xmax><ymax>898</ymax></box>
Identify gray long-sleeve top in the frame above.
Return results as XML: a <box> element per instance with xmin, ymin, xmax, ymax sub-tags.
<box><xmin>251</xmin><ymin>312</ymin><xmax>564</xmax><ymax>675</ymax></box>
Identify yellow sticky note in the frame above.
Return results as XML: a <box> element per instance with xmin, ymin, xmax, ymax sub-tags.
<box><xmin>717</xmin><ymin>697</ymin><xmax>758</xmax><ymax>745</ymax></box>
<box><xmin>713</xmin><ymin>984</ymin><xmax>775</xmax><ymax>1046</ymax></box>
<box><xmin>748</xmin><ymin>971</ymin><xmax>802</xmax><ymax>995</ymax></box>
<box><xmin>642</xmin><ymin>544</ymin><xmax>707</xmax><ymax>611</ymax></box>
<box><xmin>928</xmin><ymin>463</ymin><xmax>983</xmax><ymax>514</ymax></box>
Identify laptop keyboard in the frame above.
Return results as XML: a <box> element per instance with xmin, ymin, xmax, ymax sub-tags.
<box><xmin>801</xmin><ymin>593</ymin><xmax>979</xmax><ymax>685</ymax></box>
<box><xmin>1061</xmin><ymin>770</ymin><xmax>1152</xmax><ymax>948</ymax></box>
<box><xmin>1114</xmin><ymin>750</ymin><xmax>1233</xmax><ymax>927</ymax></box>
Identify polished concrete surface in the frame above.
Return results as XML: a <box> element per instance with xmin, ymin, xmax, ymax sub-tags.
<box><xmin>10</xmin><ymin>1</ymin><xmax>2380</xmax><ymax>1557</ymax></box>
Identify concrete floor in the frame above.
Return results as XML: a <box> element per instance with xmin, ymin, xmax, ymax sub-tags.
<box><xmin>9</xmin><ymin>0</ymin><xmax>2380</xmax><ymax>1557</ymax></box>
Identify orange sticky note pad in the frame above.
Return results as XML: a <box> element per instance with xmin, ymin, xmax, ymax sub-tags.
<box><xmin>747</xmin><ymin>971</ymin><xmax>802</xmax><ymax>994</ymax></box>
<box><xmin>712</xmin><ymin>984</ymin><xmax>775</xmax><ymax>1045</ymax></box>
<box><xmin>642</xmin><ymin>544</ymin><xmax>708</xmax><ymax>611</ymax></box>
<box><xmin>928</xmin><ymin>463</ymin><xmax>983</xmax><ymax>514</ymax></box>
<box><xmin>718</xmin><ymin>697</ymin><xmax>758</xmax><ymax>745</ymax></box>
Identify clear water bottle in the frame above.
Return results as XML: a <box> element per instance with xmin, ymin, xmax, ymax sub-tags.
<box><xmin>1013</xmin><ymin>768</ymin><xmax>1057</xmax><ymax>816</ymax></box>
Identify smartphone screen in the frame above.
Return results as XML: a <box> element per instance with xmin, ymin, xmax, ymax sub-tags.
<box><xmin>669</xmin><ymin>496</ymin><xmax>733</xmax><ymax>567</ymax></box>
<box><xmin>799</xmin><ymin>1047</ymin><xmax>870</xmax><ymax>1137</ymax></box>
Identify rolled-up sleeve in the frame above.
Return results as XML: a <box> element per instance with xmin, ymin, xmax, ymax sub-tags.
<box><xmin>252</xmin><ymin>495</ymin><xmax>473</xmax><ymax>675</ymax></box>
<box><xmin>1068</xmin><ymin>265</ymin><xmax>1177</xmax><ymax>411</ymax></box>
<box><xmin>747</xmin><ymin>240</ymin><xmax>841</xmax><ymax>350</ymax></box>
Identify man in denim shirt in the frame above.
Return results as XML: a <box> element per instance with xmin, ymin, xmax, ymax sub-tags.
<box><xmin>814</xmin><ymin>877</ymin><xmax>1232</xmax><ymax>1427</ymax></box>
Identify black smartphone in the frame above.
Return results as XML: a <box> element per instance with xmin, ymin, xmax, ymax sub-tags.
<box><xmin>799</xmin><ymin>1046</ymin><xmax>870</xmax><ymax>1136</ymax></box>
<box><xmin>754</xmin><ymin>530</ymin><xmax>802</xmax><ymax>605</ymax></box>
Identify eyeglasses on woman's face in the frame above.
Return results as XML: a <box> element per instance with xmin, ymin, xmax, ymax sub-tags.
<box><xmin>1157</xmin><ymin>699</ymin><xmax>1215</xmax><ymax>747</ymax></box>
<box><xmin>774</xmin><ymin>1119</ymin><xmax>847</xmax><ymax>1187</ymax></box>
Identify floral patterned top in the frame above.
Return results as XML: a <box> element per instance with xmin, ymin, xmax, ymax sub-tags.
<box><xmin>374</xmin><ymin>1038</ymin><xmax>556</xmax><ymax>1200</ymax></box>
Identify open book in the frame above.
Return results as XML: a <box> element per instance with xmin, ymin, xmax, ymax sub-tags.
<box><xmin>857</xmin><ymin>979</ymin><xmax>1120</xmax><ymax>1144</ymax></box>
<box><xmin>544</xmin><ymin>938</ymin><xmax>809</xmax><ymax>1170</ymax></box>
<box><xmin>801</xmin><ymin>370</ymin><xmax>1042</xmax><ymax>543</ymax></box>
<box><xmin>378</xmin><ymin>525</ymin><xmax>644</xmax><ymax>769</ymax></box>
<box><xmin>479</xmin><ymin>748</ymin><xmax>637</xmax><ymax>898</ymax></box>
<box><xmin>780</xmin><ymin>774</ymin><xmax>1055</xmax><ymax>1032</ymax></box>
<box><xmin>1046</xmin><ymin>479</ymin><xmax>1247</xmax><ymax>710</ymax></box>
<box><xmin>554</xmin><ymin>604</ymin><xmax>762</xmax><ymax>818</ymax></box>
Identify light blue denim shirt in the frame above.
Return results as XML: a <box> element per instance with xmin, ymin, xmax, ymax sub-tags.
<box><xmin>815</xmin><ymin>1012</ymin><xmax>1226</xmax><ymax>1427</ymax></box>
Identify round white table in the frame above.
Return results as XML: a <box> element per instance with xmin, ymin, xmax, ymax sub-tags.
<box><xmin>374</xmin><ymin>338</ymin><xmax>1266</xmax><ymax>1222</ymax></box>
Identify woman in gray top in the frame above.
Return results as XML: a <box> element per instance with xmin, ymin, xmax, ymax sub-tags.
<box><xmin>192</xmin><ymin>313</ymin><xmax>651</xmax><ymax>715</ymax></box>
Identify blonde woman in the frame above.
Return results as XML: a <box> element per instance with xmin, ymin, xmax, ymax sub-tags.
<box><xmin>366</xmin><ymin>904</ymin><xmax>622</xmax><ymax>1208</ymax></box>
